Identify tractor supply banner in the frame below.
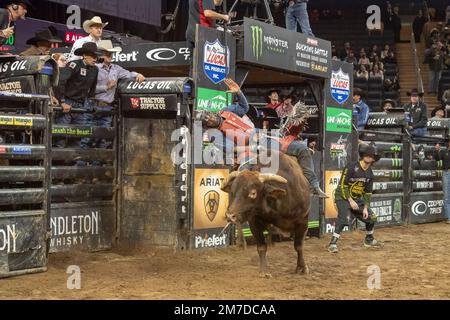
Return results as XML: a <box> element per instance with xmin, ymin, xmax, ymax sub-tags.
<box><xmin>50</xmin><ymin>202</ymin><xmax>114</xmax><ymax>253</ymax></box>
<box><xmin>243</xmin><ymin>18</ymin><xmax>331</xmax><ymax>79</ymax></box>
<box><xmin>192</xmin><ymin>167</ymin><xmax>230</xmax><ymax>249</ymax></box>
<box><xmin>409</xmin><ymin>192</ymin><xmax>445</xmax><ymax>224</ymax></box>
<box><xmin>121</xmin><ymin>94</ymin><xmax>178</xmax><ymax>113</ymax></box>
<box><xmin>194</xmin><ymin>25</ymin><xmax>236</xmax><ymax>94</ymax></box>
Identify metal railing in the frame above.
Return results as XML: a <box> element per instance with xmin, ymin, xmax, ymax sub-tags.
<box><xmin>410</xmin><ymin>31</ymin><xmax>425</xmax><ymax>95</ymax></box>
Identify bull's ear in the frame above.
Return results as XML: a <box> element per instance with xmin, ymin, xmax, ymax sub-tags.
<box><xmin>264</xmin><ymin>184</ymin><xmax>287</xmax><ymax>199</ymax></box>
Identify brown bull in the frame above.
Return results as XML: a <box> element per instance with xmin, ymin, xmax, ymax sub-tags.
<box><xmin>221</xmin><ymin>151</ymin><xmax>311</xmax><ymax>276</ymax></box>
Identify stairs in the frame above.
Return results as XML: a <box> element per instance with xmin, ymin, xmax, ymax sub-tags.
<box><xmin>417</xmin><ymin>42</ymin><xmax>440</xmax><ymax>112</ymax></box>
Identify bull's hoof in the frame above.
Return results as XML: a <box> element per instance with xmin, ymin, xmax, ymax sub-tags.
<box><xmin>296</xmin><ymin>265</ymin><xmax>310</xmax><ymax>275</ymax></box>
<box><xmin>259</xmin><ymin>272</ymin><xmax>273</xmax><ymax>279</ymax></box>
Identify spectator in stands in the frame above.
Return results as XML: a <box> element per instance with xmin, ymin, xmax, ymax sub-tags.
<box><xmin>424</xmin><ymin>41</ymin><xmax>445</xmax><ymax>94</ymax></box>
<box><xmin>358</xmin><ymin>51</ymin><xmax>370</xmax><ymax>68</ymax></box>
<box><xmin>370</xmin><ymin>44</ymin><xmax>380</xmax><ymax>57</ymax></box>
<box><xmin>413</xmin><ymin>9</ymin><xmax>427</xmax><ymax>43</ymax></box>
<box><xmin>403</xmin><ymin>88</ymin><xmax>428</xmax><ymax>137</ymax></box>
<box><xmin>339</xmin><ymin>42</ymin><xmax>351</xmax><ymax>60</ymax></box>
<box><xmin>392</xmin><ymin>6</ymin><xmax>402</xmax><ymax>43</ymax></box>
<box><xmin>285</xmin><ymin>0</ymin><xmax>314</xmax><ymax>36</ymax></box>
<box><xmin>52</xmin><ymin>53</ymin><xmax>67</xmax><ymax>68</ymax></box>
<box><xmin>372</xmin><ymin>55</ymin><xmax>384</xmax><ymax>71</ymax></box>
<box><xmin>0</xmin><ymin>0</ymin><xmax>31</xmax><ymax>47</ymax></box>
<box><xmin>276</xmin><ymin>95</ymin><xmax>296</xmax><ymax>118</ymax></box>
<box><xmin>383</xmin><ymin>50</ymin><xmax>397</xmax><ymax>64</ymax></box>
<box><xmin>266</xmin><ymin>90</ymin><xmax>282</xmax><ymax>110</ymax></box>
<box><xmin>94</xmin><ymin>40</ymin><xmax>145</xmax><ymax>153</ymax></box>
<box><xmin>356</xmin><ymin>64</ymin><xmax>369</xmax><ymax>80</ymax></box>
<box><xmin>344</xmin><ymin>50</ymin><xmax>357</xmax><ymax>67</ymax></box>
<box><xmin>382</xmin><ymin>99</ymin><xmax>396</xmax><ymax>113</ymax></box>
<box><xmin>380</xmin><ymin>45</ymin><xmax>391</xmax><ymax>60</ymax></box>
<box><xmin>428</xmin><ymin>28</ymin><xmax>440</xmax><ymax>47</ymax></box>
<box><xmin>352</xmin><ymin>88</ymin><xmax>369</xmax><ymax>132</ymax></box>
<box><xmin>331</xmin><ymin>45</ymin><xmax>339</xmax><ymax>60</ymax></box>
<box><xmin>54</xmin><ymin>42</ymin><xmax>102</xmax><ymax>157</ymax></box>
<box><xmin>20</xmin><ymin>27</ymin><xmax>61</xmax><ymax>56</ymax></box>
<box><xmin>431</xmin><ymin>107</ymin><xmax>445</xmax><ymax>119</ymax></box>
<box><xmin>370</xmin><ymin>64</ymin><xmax>384</xmax><ymax>80</ymax></box>
<box><xmin>68</xmin><ymin>16</ymin><xmax>107</xmax><ymax>62</ymax></box>
<box><xmin>383</xmin><ymin>77</ymin><xmax>400</xmax><ymax>92</ymax></box>
<box><xmin>442</xmin><ymin>89</ymin><xmax>450</xmax><ymax>106</ymax></box>
<box><xmin>434</xmin><ymin>141</ymin><xmax>450</xmax><ymax>223</ymax></box>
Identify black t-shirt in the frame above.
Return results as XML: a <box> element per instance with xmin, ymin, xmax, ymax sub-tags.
<box><xmin>334</xmin><ymin>161</ymin><xmax>374</xmax><ymax>205</ymax></box>
<box><xmin>186</xmin><ymin>0</ymin><xmax>216</xmax><ymax>43</ymax></box>
<box><xmin>58</xmin><ymin>60</ymin><xmax>99</xmax><ymax>103</ymax></box>
<box><xmin>0</xmin><ymin>8</ymin><xmax>14</xmax><ymax>45</ymax></box>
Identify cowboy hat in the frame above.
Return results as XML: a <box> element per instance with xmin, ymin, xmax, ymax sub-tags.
<box><xmin>97</xmin><ymin>40</ymin><xmax>122</xmax><ymax>53</ymax></box>
<box><xmin>26</xmin><ymin>27</ymin><xmax>62</xmax><ymax>46</ymax></box>
<box><xmin>407</xmin><ymin>88</ymin><xmax>424</xmax><ymax>97</ymax></box>
<box><xmin>3</xmin><ymin>0</ymin><xmax>33</xmax><ymax>8</ymax></box>
<box><xmin>74</xmin><ymin>42</ymin><xmax>103</xmax><ymax>57</ymax></box>
<box><xmin>82</xmin><ymin>16</ymin><xmax>108</xmax><ymax>34</ymax></box>
<box><xmin>353</xmin><ymin>87</ymin><xmax>366</xmax><ymax>98</ymax></box>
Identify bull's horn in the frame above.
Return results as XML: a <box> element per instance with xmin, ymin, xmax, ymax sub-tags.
<box><xmin>258</xmin><ymin>173</ymin><xmax>288</xmax><ymax>184</ymax></box>
<box><xmin>221</xmin><ymin>171</ymin><xmax>242</xmax><ymax>191</ymax></box>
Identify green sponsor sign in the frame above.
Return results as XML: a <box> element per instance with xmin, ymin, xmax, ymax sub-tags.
<box><xmin>196</xmin><ymin>87</ymin><xmax>232</xmax><ymax>112</ymax></box>
<box><xmin>326</xmin><ymin>107</ymin><xmax>352</xmax><ymax>133</ymax></box>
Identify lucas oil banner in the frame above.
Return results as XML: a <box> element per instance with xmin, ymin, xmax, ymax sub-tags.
<box><xmin>194</xmin><ymin>25</ymin><xmax>236</xmax><ymax>112</ymax></box>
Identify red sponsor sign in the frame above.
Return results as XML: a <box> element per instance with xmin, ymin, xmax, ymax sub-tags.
<box><xmin>64</xmin><ymin>32</ymin><xmax>86</xmax><ymax>44</ymax></box>
<box><xmin>0</xmin><ymin>146</ymin><xmax>6</xmax><ymax>154</ymax></box>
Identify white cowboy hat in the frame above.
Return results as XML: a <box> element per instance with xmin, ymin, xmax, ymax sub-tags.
<box><xmin>97</xmin><ymin>40</ymin><xmax>122</xmax><ymax>53</ymax></box>
<box><xmin>83</xmin><ymin>16</ymin><xmax>109</xmax><ymax>34</ymax></box>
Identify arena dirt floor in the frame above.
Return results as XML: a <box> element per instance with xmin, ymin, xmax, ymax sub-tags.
<box><xmin>2</xmin><ymin>222</ymin><xmax>450</xmax><ymax>300</ymax></box>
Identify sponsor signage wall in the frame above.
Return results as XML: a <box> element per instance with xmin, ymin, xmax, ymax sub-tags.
<box><xmin>121</xmin><ymin>94</ymin><xmax>178</xmax><ymax>112</ymax></box>
<box><xmin>243</xmin><ymin>18</ymin><xmax>331</xmax><ymax>79</ymax></box>
<box><xmin>192</xmin><ymin>168</ymin><xmax>230</xmax><ymax>249</ymax></box>
<box><xmin>322</xmin><ymin>61</ymin><xmax>354</xmax><ymax>233</ymax></box>
<box><xmin>50</xmin><ymin>203</ymin><xmax>114</xmax><ymax>253</ymax></box>
<box><xmin>367</xmin><ymin>194</ymin><xmax>403</xmax><ymax>227</ymax></box>
<box><xmin>196</xmin><ymin>87</ymin><xmax>233</xmax><ymax>113</ymax></box>
<box><xmin>409</xmin><ymin>192</ymin><xmax>445</xmax><ymax>224</ymax></box>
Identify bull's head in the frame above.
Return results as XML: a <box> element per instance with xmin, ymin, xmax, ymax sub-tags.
<box><xmin>221</xmin><ymin>170</ymin><xmax>288</xmax><ymax>224</ymax></box>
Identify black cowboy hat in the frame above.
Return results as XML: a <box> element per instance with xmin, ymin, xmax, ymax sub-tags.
<box><xmin>359</xmin><ymin>143</ymin><xmax>381</xmax><ymax>162</ymax></box>
<box><xmin>74</xmin><ymin>42</ymin><xmax>103</xmax><ymax>57</ymax></box>
<box><xmin>353</xmin><ymin>87</ymin><xmax>366</xmax><ymax>98</ymax></box>
<box><xmin>2</xmin><ymin>0</ymin><xmax>33</xmax><ymax>8</ymax></box>
<box><xmin>407</xmin><ymin>88</ymin><xmax>424</xmax><ymax>97</ymax></box>
<box><xmin>26</xmin><ymin>27</ymin><xmax>62</xmax><ymax>46</ymax></box>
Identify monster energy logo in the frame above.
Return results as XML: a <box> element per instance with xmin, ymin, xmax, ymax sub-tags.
<box><xmin>389</xmin><ymin>145</ymin><xmax>402</xmax><ymax>152</ymax></box>
<box><xmin>251</xmin><ymin>26</ymin><xmax>263</xmax><ymax>60</ymax></box>
<box><xmin>437</xmin><ymin>160</ymin><xmax>443</xmax><ymax>169</ymax></box>
<box><xmin>391</xmin><ymin>158</ymin><xmax>403</xmax><ymax>168</ymax></box>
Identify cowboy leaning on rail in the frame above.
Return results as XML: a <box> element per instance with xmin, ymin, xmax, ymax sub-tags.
<box><xmin>92</xmin><ymin>40</ymin><xmax>145</xmax><ymax>154</ymax></box>
<box><xmin>53</xmin><ymin>42</ymin><xmax>101</xmax><ymax>165</ymax></box>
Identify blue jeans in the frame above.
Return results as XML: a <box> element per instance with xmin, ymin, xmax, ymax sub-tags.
<box><xmin>286</xmin><ymin>140</ymin><xmax>320</xmax><ymax>188</ymax></box>
<box><xmin>54</xmin><ymin>99</ymin><xmax>93</xmax><ymax>166</ymax></box>
<box><xmin>443</xmin><ymin>171</ymin><xmax>450</xmax><ymax>221</ymax></box>
<box><xmin>285</xmin><ymin>2</ymin><xmax>314</xmax><ymax>36</ymax></box>
<box><xmin>410</xmin><ymin>127</ymin><xmax>427</xmax><ymax>138</ymax></box>
<box><xmin>92</xmin><ymin>104</ymin><xmax>114</xmax><ymax>149</ymax></box>
<box><xmin>428</xmin><ymin>70</ymin><xmax>442</xmax><ymax>93</ymax></box>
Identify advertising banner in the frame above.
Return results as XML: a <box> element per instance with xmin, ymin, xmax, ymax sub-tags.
<box><xmin>192</xmin><ymin>167</ymin><xmax>231</xmax><ymax>249</ymax></box>
<box><xmin>409</xmin><ymin>192</ymin><xmax>445</xmax><ymax>224</ymax></box>
<box><xmin>243</xmin><ymin>18</ymin><xmax>331</xmax><ymax>79</ymax></box>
